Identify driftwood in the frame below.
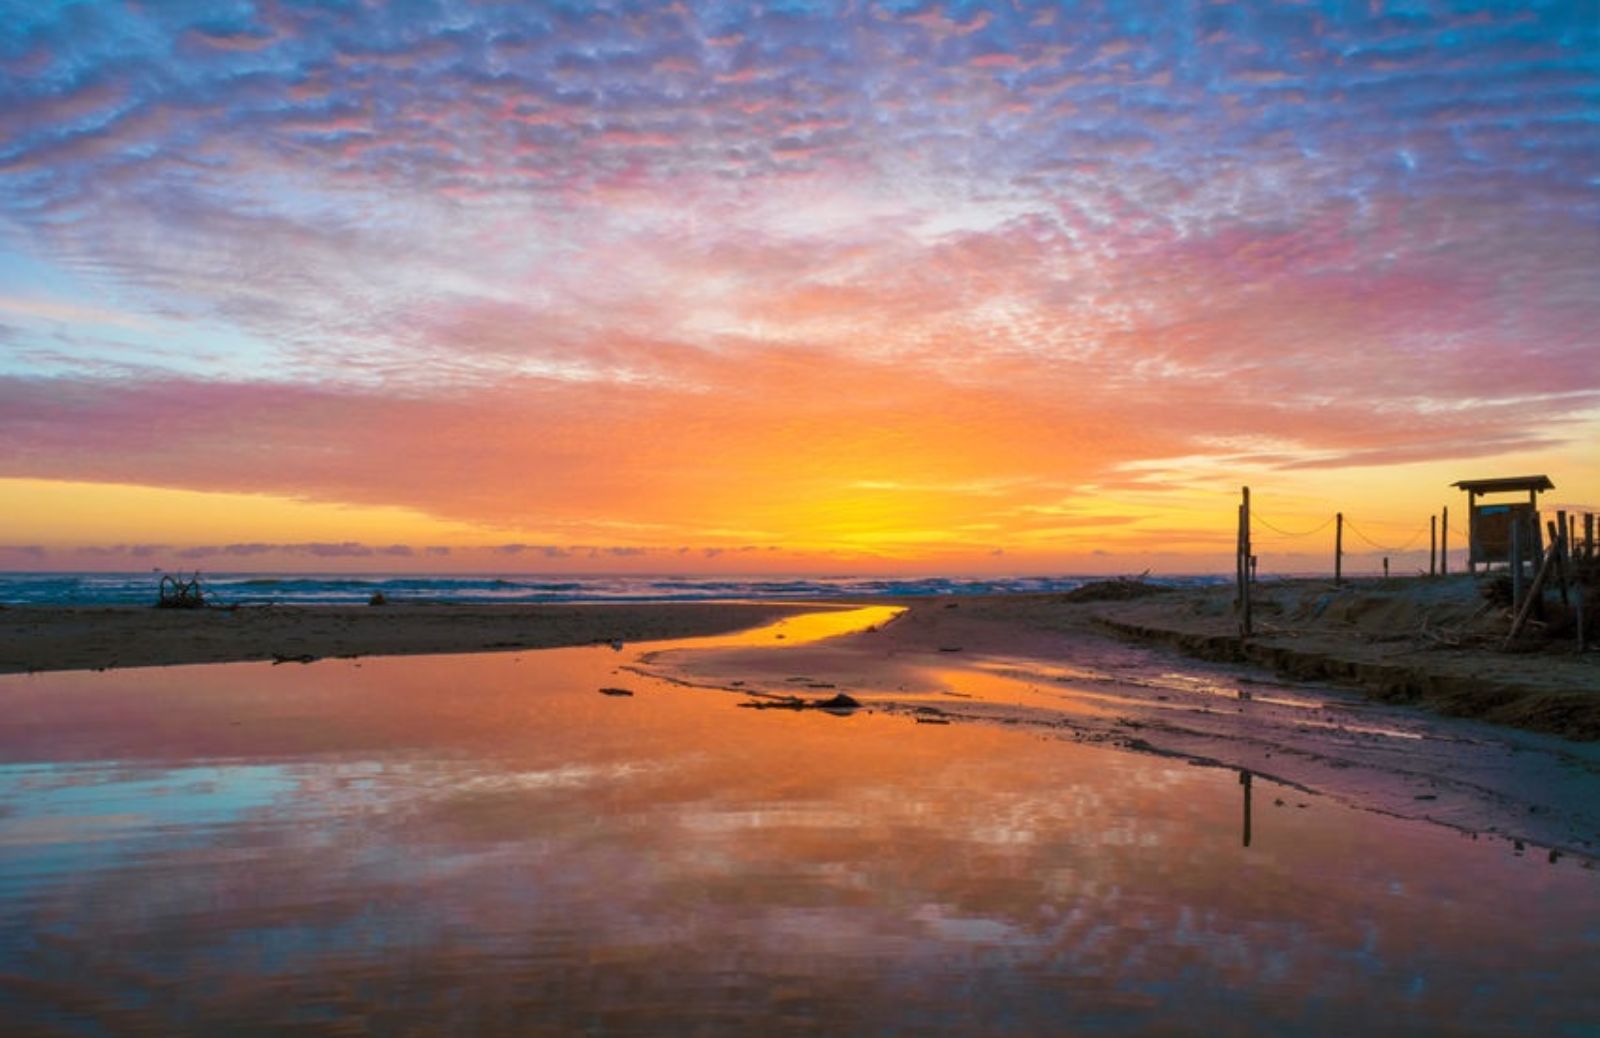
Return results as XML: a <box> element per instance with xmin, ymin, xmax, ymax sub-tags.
<box><xmin>1504</xmin><ymin>543</ymin><xmax>1559</xmax><ymax>649</ymax></box>
<box><xmin>739</xmin><ymin>693</ymin><xmax>861</xmax><ymax>713</ymax></box>
<box><xmin>156</xmin><ymin>573</ymin><xmax>207</xmax><ymax>609</ymax></box>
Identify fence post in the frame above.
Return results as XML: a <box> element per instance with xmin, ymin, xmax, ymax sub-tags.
<box><xmin>1441</xmin><ymin>506</ymin><xmax>1449</xmax><ymax>576</ymax></box>
<box><xmin>1238</xmin><ymin>486</ymin><xmax>1252</xmax><ymax>638</ymax></box>
<box><xmin>1335</xmin><ymin>512</ymin><xmax>1344</xmax><ymax>586</ymax></box>
<box><xmin>1511</xmin><ymin>520</ymin><xmax>1524</xmax><ymax>610</ymax></box>
<box><xmin>1430</xmin><ymin>515</ymin><xmax>1438</xmax><ymax>577</ymax></box>
<box><xmin>1551</xmin><ymin>515</ymin><xmax>1570</xmax><ymax>607</ymax></box>
<box><xmin>1506</xmin><ymin>543</ymin><xmax>1558</xmax><ymax>648</ymax></box>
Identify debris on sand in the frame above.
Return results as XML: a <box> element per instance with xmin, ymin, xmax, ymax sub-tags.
<box><xmin>598</xmin><ymin>687</ymin><xmax>634</xmax><ymax>697</ymax></box>
<box><xmin>739</xmin><ymin>692</ymin><xmax>863</xmax><ymax>713</ymax></box>
<box><xmin>156</xmin><ymin>573</ymin><xmax>208</xmax><ymax>610</ymax></box>
<box><xmin>1059</xmin><ymin>576</ymin><xmax>1171</xmax><ymax>603</ymax></box>
<box><xmin>271</xmin><ymin>653</ymin><xmax>318</xmax><ymax>665</ymax></box>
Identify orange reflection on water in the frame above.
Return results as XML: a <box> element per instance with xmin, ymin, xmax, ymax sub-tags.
<box><xmin>0</xmin><ymin>641</ymin><xmax>1597</xmax><ymax>1035</ymax></box>
<box><xmin>662</xmin><ymin>604</ymin><xmax>905</xmax><ymax>649</ymax></box>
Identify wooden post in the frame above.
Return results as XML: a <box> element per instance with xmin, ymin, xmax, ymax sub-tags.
<box><xmin>1430</xmin><ymin>515</ymin><xmax>1438</xmax><ymax>577</ymax></box>
<box><xmin>1334</xmin><ymin>512</ymin><xmax>1344</xmax><ymax>586</ymax></box>
<box><xmin>1549</xmin><ymin>517</ymin><xmax>1569</xmax><ymax>607</ymax></box>
<box><xmin>1383</xmin><ymin>557</ymin><xmax>1390</xmax><ymax>579</ymax></box>
<box><xmin>1235</xmin><ymin>504</ymin><xmax>1245</xmax><ymax>605</ymax></box>
<box><xmin>1239</xmin><ymin>486</ymin><xmax>1252</xmax><ymax>638</ymax></box>
<box><xmin>1505</xmin><ymin>543</ymin><xmax>1559</xmax><ymax>648</ymax></box>
<box><xmin>1467</xmin><ymin>492</ymin><xmax>1477</xmax><ymax>574</ymax></box>
<box><xmin>1441</xmin><ymin>505</ymin><xmax>1449</xmax><ymax>576</ymax></box>
<box><xmin>1531</xmin><ymin>488</ymin><xmax>1544</xmax><ymax>559</ymax></box>
<box><xmin>1586</xmin><ymin>513</ymin><xmax>1595</xmax><ymax>562</ymax></box>
<box><xmin>1510</xmin><ymin>519</ymin><xmax>1524</xmax><ymax>609</ymax></box>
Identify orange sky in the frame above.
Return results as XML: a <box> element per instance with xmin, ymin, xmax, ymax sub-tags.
<box><xmin>1</xmin><ymin>2</ymin><xmax>1597</xmax><ymax>575</ymax></box>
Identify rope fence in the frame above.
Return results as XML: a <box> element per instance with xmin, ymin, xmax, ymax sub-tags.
<box><xmin>1250</xmin><ymin>513</ymin><xmax>1335</xmax><ymax>539</ymax></box>
<box><xmin>1243</xmin><ymin>497</ymin><xmax>1451</xmax><ymax>584</ymax></box>
<box><xmin>1252</xmin><ymin>512</ymin><xmax>1429</xmax><ymax>554</ymax></box>
<box><xmin>1240</xmin><ymin>488</ymin><xmax>1597</xmax><ymax>589</ymax></box>
<box><xmin>1341</xmin><ymin>517</ymin><xmax>1429</xmax><ymax>554</ymax></box>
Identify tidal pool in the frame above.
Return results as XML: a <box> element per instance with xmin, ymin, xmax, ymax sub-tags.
<box><xmin>1</xmin><ymin>613</ymin><xmax>1596</xmax><ymax>1036</ymax></box>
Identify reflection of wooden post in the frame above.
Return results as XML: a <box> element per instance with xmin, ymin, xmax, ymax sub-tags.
<box><xmin>1430</xmin><ymin>515</ymin><xmax>1438</xmax><ymax>577</ymax></box>
<box><xmin>1240</xmin><ymin>770</ymin><xmax>1253</xmax><ymax>849</ymax></box>
<box><xmin>1334</xmin><ymin>512</ymin><xmax>1344</xmax><ymax>586</ymax></box>
<box><xmin>1441</xmin><ymin>506</ymin><xmax>1449</xmax><ymax>576</ymax></box>
<box><xmin>1579</xmin><ymin>573</ymin><xmax>1589</xmax><ymax>655</ymax></box>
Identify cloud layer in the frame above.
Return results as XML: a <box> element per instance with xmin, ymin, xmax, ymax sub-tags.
<box><xmin>1</xmin><ymin>1</ymin><xmax>1596</xmax><ymax>565</ymax></box>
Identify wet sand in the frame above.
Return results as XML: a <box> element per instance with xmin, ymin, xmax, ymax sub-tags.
<box><xmin>4</xmin><ymin>587</ymin><xmax>1596</xmax><ymax>855</ymax></box>
<box><xmin>0</xmin><ymin>602</ymin><xmax>830</xmax><ymax>674</ymax></box>
<box><xmin>633</xmin><ymin>600</ymin><xmax>1600</xmax><ymax>862</ymax></box>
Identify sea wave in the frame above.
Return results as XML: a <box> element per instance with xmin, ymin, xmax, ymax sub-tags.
<box><xmin>0</xmin><ymin>572</ymin><xmax>1225</xmax><ymax>606</ymax></box>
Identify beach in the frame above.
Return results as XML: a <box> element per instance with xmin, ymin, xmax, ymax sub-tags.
<box><xmin>0</xmin><ymin>601</ymin><xmax>829</xmax><ymax>674</ymax></box>
<box><xmin>2</xmin><ymin>598</ymin><xmax>1597</xmax><ymax>1034</ymax></box>
<box><xmin>5</xmin><ymin>577</ymin><xmax>1594</xmax><ymax>738</ymax></box>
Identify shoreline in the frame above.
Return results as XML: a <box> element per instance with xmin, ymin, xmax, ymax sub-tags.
<box><xmin>5</xmin><ymin>587</ymin><xmax>1598</xmax><ymax>854</ymax></box>
<box><xmin>3</xmin><ymin>578</ymin><xmax>1595</xmax><ymax>739</ymax></box>
<box><xmin>0</xmin><ymin>601</ymin><xmax>832</xmax><ymax>674</ymax></box>
<box><xmin>868</xmin><ymin>579</ymin><xmax>1597</xmax><ymax>741</ymax></box>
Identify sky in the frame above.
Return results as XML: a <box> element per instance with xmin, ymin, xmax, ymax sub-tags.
<box><xmin>1</xmin><ymin>0</ymin><xmax>1597</xmax><ymax>575</ymax></box>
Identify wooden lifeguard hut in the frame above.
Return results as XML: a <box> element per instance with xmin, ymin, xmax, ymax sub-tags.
<box><xmin>1451</xmin><ymin>474</ymin><xmax>1553</xmax><ymax>574</ymax></box>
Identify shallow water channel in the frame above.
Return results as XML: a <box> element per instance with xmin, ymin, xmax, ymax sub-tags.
<box><xmin>1</xmin><ymin>609</ymin><xmax>1596</xmax><ymax>1036</ymax></box>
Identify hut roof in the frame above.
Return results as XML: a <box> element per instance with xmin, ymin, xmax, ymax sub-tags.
<box><xmin>1450</xmin><ymin>475</ymin><xmax>1554</xmax><ymax>494</ymax></box>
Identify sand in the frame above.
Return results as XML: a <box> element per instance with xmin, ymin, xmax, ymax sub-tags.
<box><xmin>2</xmin><ymin>575</ymin><xmax>1594</xmax><ymax>736</ymax></box>
<box><xmin>2</xmin><ymin>585</ymin><xmax>1597</xmax><ymax>858</ymax></box>
<box><xmin>624</xmin><ymin>598</ymin><xmax>1600</xmax><ymax>859</ymax></box>
<box><xmin>1082</xmin><ymin>576</ymin><xmax>1600</xmax><ymax>739</ymax></box>
<box><xmin>0</xmin><ymin>601</ymin><xmax>829</xmax><ymax>674</ymax></box>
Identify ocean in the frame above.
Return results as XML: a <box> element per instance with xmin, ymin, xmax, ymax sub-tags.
<box><xmin>0</xmin><ymin>572</ymin><xmax>1221</xmax><ymax>607</ymax></box>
